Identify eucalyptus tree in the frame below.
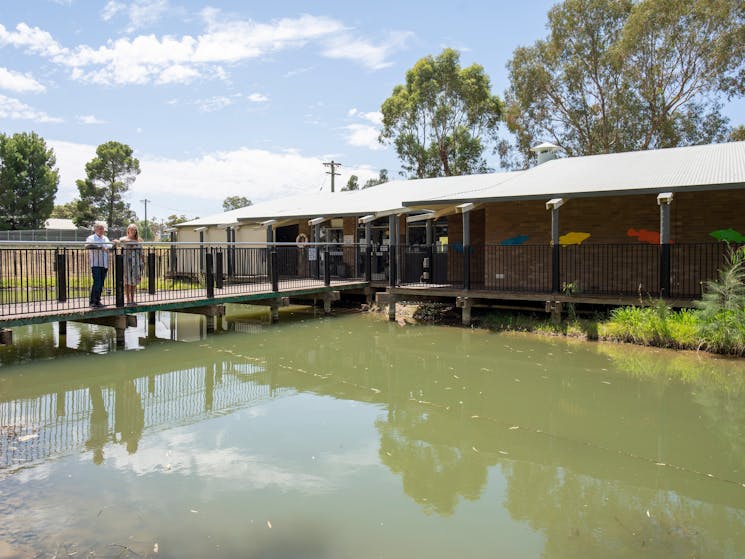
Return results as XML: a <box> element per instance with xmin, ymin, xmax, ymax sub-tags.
<box><xmin>380</xmin><ymin>49</ymin><xmax>503</xmax><ymax>178</ymax></box>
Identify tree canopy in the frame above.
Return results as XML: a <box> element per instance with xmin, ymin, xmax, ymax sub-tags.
<box><xmin>380</xmin><ymin>49</ymin><xmax>503</xmax><ymax>178</ymax></box>
<box><xmin>502</xmin><ymin>0</ymin><xmax>744</xmax><ymax>168</ymax></box>
<box><xmin>75</xmin><ymin>141</ymin><xmax>140</xmax><ymax>228</ymax></box>
<box><xmin>362</xmin><ymin>169</ymin><xmax>389</xmax><ymax>189</ymax></box>
<box><xmin>222</xmin><ymin>195</ymin><xmax>252</xmax><ymax>212</ymax></box>
<box><xmin>0</xmin><ymin>132</ymin><xmax>59</xmax><ymax>230</ymax></box>
<box><xmin>342</xmin><ymin>175</ymin><xmax>359</xmax><ymax>191</ymax></box>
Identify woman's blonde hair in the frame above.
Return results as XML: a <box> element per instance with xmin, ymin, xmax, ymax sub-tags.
<box><xmin>126</xmin><ymin>223</ymin><xmax>141</xmax><ymax>240</ymax></box>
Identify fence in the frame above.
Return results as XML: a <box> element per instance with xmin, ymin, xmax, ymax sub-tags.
<box><xmin>0</xmin><ymin>241</ymin><xmax>736</xmax><ymax>318</ymax></box>
<box><xmin>393</xmin><ymin>242</ymin><xmax>737</xmax><ymax>299</ymax></box>
<box><xmin>0</xmin><ymin>242</ymin><xmax>365</xmax><ymax>318</ymax></box>
<box><xmin>0</xmin><ymin>228</ymin><xmax>125</xmax><ymax>242</ymax></box>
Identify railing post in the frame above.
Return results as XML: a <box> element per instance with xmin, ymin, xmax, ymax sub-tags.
<box><xmin>324</xmin><ymin>246</ymin><xmax>331</xmax><ymax>286</ymax></box>
<box><xmin>205</xmin><ymin>252</ymin><xmax>215</xmax><ymax>298</ymax></box>
<box><xmin>215</xmin><ymin>251</ymin><xmax>224</xmax><ymax>289</ymax></box>
<box><xmin>271</xmin><ymin>247</ymin><xmax>279</xmax><ymax>291</ymax></box>
<box><xmin>115</xmin><ymin>251</ymin><xmax>125</xmax><ymax>308</ymax></box>
<box><xmin>56</xmin><ymin>250</ymin><xmax>67</xmax><ymax>303</ymax></box>
<box><xmin>365</xmin><ymin>243</ymin><xmax>372</xmax><ymax>282</ymax></box>
<box><xmin>147</xmin><ymin>250</ymin><xmax>156</xmax><ymax>295</ymax></box>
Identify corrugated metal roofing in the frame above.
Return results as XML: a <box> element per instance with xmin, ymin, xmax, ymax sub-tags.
<box><xmin>177</xmin><ymin>171</ymin><xmax>523</xmax><ymax>227</ymax></box>
<box><xmin>404</xmin><ymin>141</ymin><xmax>745</xmax><ymax>206</ymax></box>
<box><xmin>178</xmin><ymin>141</ymin><xmax>745</xmax><ymax>228</ymax></box>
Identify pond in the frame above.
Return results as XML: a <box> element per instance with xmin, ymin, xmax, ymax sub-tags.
<box><xmin>1</xmin><ymin>308</ymin><xmax>744</xmax><ymax>558</ymax></box>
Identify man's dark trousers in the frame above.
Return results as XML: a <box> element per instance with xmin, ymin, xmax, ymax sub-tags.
<box><xmin>90</xmin><ymin>266</ymin><xmax>108</xmax><ymax>305</ymax></box>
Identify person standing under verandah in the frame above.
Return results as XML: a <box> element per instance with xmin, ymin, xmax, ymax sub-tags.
<box><xmin>118</xmin><ymin>224</ymin><xmax>144</xmax><ymax>306</ymax></box>
<box><xmin>86</xmin><ymin>222</ymin><xmax>111</xmax><ymax>308</ymax></box>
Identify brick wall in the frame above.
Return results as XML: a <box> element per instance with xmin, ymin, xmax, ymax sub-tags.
<box><xmin>441</xmin><ymin>190</ymin><xmax>745</xmax><ymax>295</ymax></box>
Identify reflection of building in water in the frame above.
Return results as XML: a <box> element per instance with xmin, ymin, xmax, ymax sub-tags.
<box><xmin>0</xmin><ymin>362</ymin><xmax>286</xmax><ymax>472</ymax></box>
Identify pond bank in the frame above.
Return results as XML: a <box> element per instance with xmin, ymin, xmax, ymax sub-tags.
<box><xmin>367</xmin><ymin>301</ymin><xmax>745</xmax><ymax>358</ymax></box>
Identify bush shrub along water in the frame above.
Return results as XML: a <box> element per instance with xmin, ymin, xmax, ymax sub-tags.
<box><xmin>474</xmin><ymin>245</ymin><xmax>745</xmax><ymax>357</ymax></box>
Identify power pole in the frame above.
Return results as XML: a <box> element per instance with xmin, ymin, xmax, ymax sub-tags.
<box><xmin>323</xmin><ymin>160</ymin><xmax>342</xmax><ymax>193</ymax></box>
<box><xmin>140</xmin><ymin>198</ymin><xmax>151</xmax><ymax>240</ymax></box>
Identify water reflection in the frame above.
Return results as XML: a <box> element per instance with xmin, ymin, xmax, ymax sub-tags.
<box><xmin>1</xmin><ymin>315</ymin><xmax>744</xmax><ymax>558</ymax></box>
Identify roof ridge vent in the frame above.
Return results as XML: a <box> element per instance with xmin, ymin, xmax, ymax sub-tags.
<box><xmin>530</xmin><ymin>142</ymin><xmax>561</xmax><ymax>166</ymax></box>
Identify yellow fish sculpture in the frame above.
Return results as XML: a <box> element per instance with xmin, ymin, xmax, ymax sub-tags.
<box><xmin>559</xmin><ymin>232</ymin><xmax>591</xmax><ymax>246</ymax></box>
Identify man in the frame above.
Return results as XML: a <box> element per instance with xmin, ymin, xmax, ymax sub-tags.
<box><xmin>86</xmin><ymin>222</ymin><xmax>111</xmax><ymax>308</ymax></box>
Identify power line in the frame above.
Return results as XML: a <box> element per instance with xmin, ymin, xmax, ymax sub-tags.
<box><xmin>323</xmin><ymin>160</ymin><xmax>342</xmax><ymax>193</ymax></box>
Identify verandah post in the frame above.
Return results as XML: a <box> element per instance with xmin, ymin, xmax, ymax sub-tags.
<box><xmin>658</xmin><ymin>193</ymin><xmax>673</xmax><ymax>297</ymax></box>
<box><xmin>457</xmin><ymin>203</ymin><xmax>474</xmax><ymax>291</ymax></box>
<box><xmin>388</xmin><ymin>215</ymin><xmax>397</xmax><ymax>287</ymax></box>
<box><xmin>546</xmin><ymin>198</ymin><xmax>565</xmax><ymax>294</ymax></box>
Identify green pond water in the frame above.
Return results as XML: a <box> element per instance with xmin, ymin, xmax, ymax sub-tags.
<box><xmin>1</xmin><ymin>307</ymin><xmax>744</xmax><ymax>558</ymax></box>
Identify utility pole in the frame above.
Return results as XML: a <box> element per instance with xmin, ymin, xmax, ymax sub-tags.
<box><xmin>323</xmin><ymin>160</ymin><xmax>342</xmax><ymax>193</ymax></box>
<box><xmin>140</xmin><ymin>198</ymin><xmax>151</xmax><ymax>240</ymax></box>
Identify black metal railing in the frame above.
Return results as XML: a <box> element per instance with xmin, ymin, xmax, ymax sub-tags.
<box><xmin>393</xmin><ymin>242</ymin><xmax>737</xmax><ymax>299</ymax></box>
<box><xmin>0</xmin><ymin>242</ymin><xmax>366</xmax><ymax>318</ymax></box>
<box><xmin>0</xmin><ymin>241</ymin><xmax>738</xmax><ymax>318</ymax></box>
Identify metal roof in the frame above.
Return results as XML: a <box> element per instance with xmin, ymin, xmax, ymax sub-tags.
<box><xmin>176</xmin><ymin>171</ymin><xmax>524</xmax><ymax>227</ymax></box>
<box><xmin>404</xmin><ymin>141</ymin><xmax>745</xmax><ymax>206</ymax></box>
<box><xmin>177</xmin><ymin>141</ymin><xmax>745</xmax><ymax>228</ymax></box>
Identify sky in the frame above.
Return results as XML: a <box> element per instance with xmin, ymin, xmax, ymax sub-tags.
<box><xmin>1</xmin><ymin>0</ymin><xmax>743</xmax><ymax>223</ymax></box>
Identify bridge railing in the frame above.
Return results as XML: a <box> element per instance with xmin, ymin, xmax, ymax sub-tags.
<box><xmin>0</xmin><ymin>242</ymin><xmax>365</xmax><ymax>317</ymax></box>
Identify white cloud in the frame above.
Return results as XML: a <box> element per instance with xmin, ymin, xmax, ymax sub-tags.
<box><xmin>342</xmin><ymin>110</ymin><xmax>384</xmax><ymax>150</ymax></box>
<box><xmin>77</xmin><ymin>114</ymin><xmax>106</xmax><ymax>124</ymax></box>
<box><xmin>0</xmin><ymin>22</ymin><xmax>66</xmax><ymax>57</ymax></box>
<box><xmin>0</xmin><ymin>66</ymin><xmax>45</xmax><ymax>93</ymax></box>
<box><xmin>360</xmin><ymin>111</ymin><xmax>382</xmax><ymax>125</ymax></box>
<box><xmin>101</xmin><ymin>1</ymin><xmax>125</xmax><ymax>21</ymax></box>
<box><xmin>196</xmin><ymin>95</ymin><xmax>235</xmax><ymax>112</ymax></box>
<box><xmin>344</xmin><ymin>124</ymin><xmax>383</xmax><ymax>151</ymax></box>
<box><xmin>1</xmin><ymin>13</ymin><xmax>411</xmax><ymax>86</ymax></box>
<box><xmin>0</xmin><ymin>94</ymin><xmax>62</xmax><ymax>122</ymax></box>
<box><xmin>49</xmin><ymin>139</ymin><xmax>379</xmax><ymax>210</ymax></box>
<box><xmin>126</xmin><ymin>0</ymin><xmax>169</xmax><ymax>32</ymax></box>
<box><xmin>101</xmin><ymin>0</ymin><xmax>169</xmax><ymax>32</ymax></box>
<box><xmin>246</xmin><ymin>92</ymin><xmax>268</xmax><ymax>103</ymax></box>
<box><xmin>322</xmin><ymin>31</ymin><xmax>413</xmax><ymax>70</ymax></box>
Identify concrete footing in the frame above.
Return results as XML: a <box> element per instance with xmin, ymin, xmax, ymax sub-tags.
<box><xmin>545</xmin><ymin>300</ymin><xmax>563</xmax><ymax>324</ymax></box>
<box><xmin>456</xmin><ymin>296</ymin><xmax>472</xmax><ymax>326</ymax></box>
<box><xmin>178</xmin><ymin>305</ymin><xmax>226</xmax><ymax>333</ymax></box>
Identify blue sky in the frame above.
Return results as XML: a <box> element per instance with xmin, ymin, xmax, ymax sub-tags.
<box><xmin>1</xmin><ymin>0</ymin><xmax>743</xmax><ymax>222</ymax></box>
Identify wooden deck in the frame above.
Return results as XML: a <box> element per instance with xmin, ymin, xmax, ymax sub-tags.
<box><xmin>389</xmin><ymin>284</ymin><xmax>697</xmax><ymax>308</ymax></box>
<box><xmin>0</xmin><ymin>279</ymin><xmax>369</xmax><ymax>328</ymax></box>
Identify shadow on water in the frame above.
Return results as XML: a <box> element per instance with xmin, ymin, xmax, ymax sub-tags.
<box><xmin>1</xmin><ymin>313</ymin><xmax>744</xmax><ymax>557</ymax></box>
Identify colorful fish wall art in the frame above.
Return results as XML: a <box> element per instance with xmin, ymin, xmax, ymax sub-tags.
<box><xmin>709</xmin><ymin>228</ymin><xmax>745</xmax><ymax>243</ymax></box>
<box><xmin>500</xmin><ymin>234</ymin><xmax>529</xmax><ymax>246</ymax></box>
<box><xmin>627</xmin><ymin>228</ymin><xmax>661</xmax><ymax>244</ymax></box>
<box><xmin>559</xmin><ymin>232</ymin><xmax>590</xmax><ymax>246</ymax></box>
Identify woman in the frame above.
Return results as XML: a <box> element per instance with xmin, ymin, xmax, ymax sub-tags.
<box><xmin>119</xmin><ymin>224</ymin><xmax>145</xmax><ymax>306</ymax></box>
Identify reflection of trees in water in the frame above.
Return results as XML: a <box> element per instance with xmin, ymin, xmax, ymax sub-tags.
<box><xmin>376</xmin><ymin>406</ymin><xmax>490</xmax><ymax>516</ymax></box>
<box><xmin>502</xmin><ymin>460</ymin><xmax>745</xmax><ymax>559</ymax></box>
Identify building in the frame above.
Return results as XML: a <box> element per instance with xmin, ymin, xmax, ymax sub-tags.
<box><xmin>174</xmin><ymin>141</ymin><xmax>745</xmax><ymax>302</ymax></box>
